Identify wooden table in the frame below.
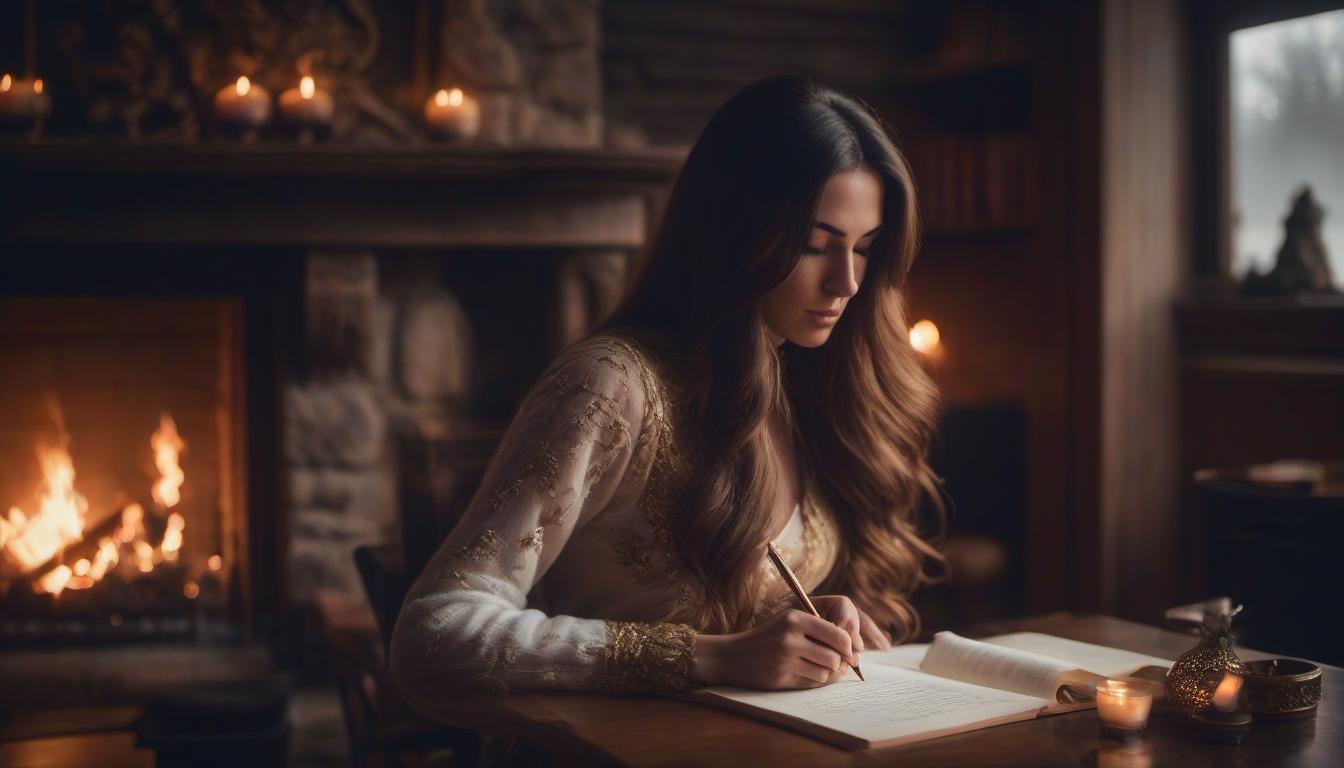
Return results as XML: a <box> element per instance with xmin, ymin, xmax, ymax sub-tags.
<box><xmin>425</xmin><ymin>613</ymin><xmax>1340</xmax><ymax>767</ymax></box>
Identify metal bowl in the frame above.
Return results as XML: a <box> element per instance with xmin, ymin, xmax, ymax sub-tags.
<box><xmin>1242</xmin><ymin>658</ymin><xmax>1323</xmax><ymax>721</ymax></box>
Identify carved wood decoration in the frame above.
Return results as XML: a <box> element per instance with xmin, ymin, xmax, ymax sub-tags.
<box><xmin>24</xmin><ymin>0</ymin><xmax>601</xmax><ymax>146</ymax></box>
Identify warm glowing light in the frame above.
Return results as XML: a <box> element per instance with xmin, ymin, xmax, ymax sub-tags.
<box><xmin>32</xmin><ymin>79</ymin><xmax>43</xmax><ymax>95</ymax></box>
<box><xmin>1096</xmin><ymin>679</ymin><xmax>1153</xmax><ymax>729</ymax></box>
<box><xmin>134</xmin><ymin>540</ymin><xmax>156</xmax><ymax>572</ymax></box>
<box><xmin>73</xmin><ymin>558</ymin><xmax>91</xmax><ymax>576</ymax></box>
<box><xmin>161</xmin><ymin>511</ymin><xmax>185</xmax><ymax>561</ymax></box>
<box><xmin>434</xmin><ymin>89</ymin><xmax>449</xmax><ymax>107</ymax></box>
<box><xmin>300</xmin><ymin>76</ymin><xmax>315</xmax><ymax>99</ymax></box>
<box><xmin>183</xmin><ymin>581</ymin><xmax>200</xmax><ymax>599</ymax></box>
<box><xmin>0</xmin><ymin>440</ymin><xmax>90</xmax><ymax>574</ymax></box>
<box><xmin>447</xmin><ymin>87</ymin><xmax>464</xmax><ymax>107</ymax></box>
<box><xmin>909</xmin><ymin>319</ymin><xmax>942</xmax><ymax>355</ymax></box>
<box><xmin>116</xmin><ymin>503</ymin><xmax>144</xmax><ymax>544</ymax></box>
<box><xmin>1</xmin><ymin>74</ymin><xmax>10</xmax><ymax>92</ymax></box>
<box><xmin>151</xmin><ymin>414</ymin><xmax>186</xmax><ymax>508</ymax></box>
<box><xmin>207</xmin><ymin>554</ymin><xmax>223</xmax><ymax>571</ymax></box>
<box><xmin>38</xmin><ymin>564</ymin><xmax>72</xmax><ymax>596</ymax></box>
<box><xmin>236</xmin><ymin>76</ymin><xmax>251</xmax><ymax>96</ymax></box>
<box><xmin>88</xmin><ymin>537</ymin><xmax>118</xmax><ymax>580</ymax></box>
<box><xmin>1211</xmin><ymin>671</ymin><xmax>1243</xmax><ymax>712</ymax></box>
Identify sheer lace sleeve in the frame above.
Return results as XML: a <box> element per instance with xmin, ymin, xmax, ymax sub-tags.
<box><xmin>389</xmin><ymin>336</ymin><xmax>697</xmax><ymax>705</ymax></box>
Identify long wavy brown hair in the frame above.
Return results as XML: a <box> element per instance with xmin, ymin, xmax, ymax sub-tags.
<box><xmin>599</xmin><ymin>76</ymin><xmax>945</xmax><ymax>642</ymax></box>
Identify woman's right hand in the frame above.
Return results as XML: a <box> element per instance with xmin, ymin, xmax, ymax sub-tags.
<box><xmin>692</xmin><ymin>608</ymin><xmax>859</xmax><ymax>689</ymax></box>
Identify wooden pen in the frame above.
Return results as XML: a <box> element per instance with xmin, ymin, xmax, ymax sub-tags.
<box><xmin>766</xmin><ymin>541</ymin><xmax>864</xmax><ymax>681</ymax></box>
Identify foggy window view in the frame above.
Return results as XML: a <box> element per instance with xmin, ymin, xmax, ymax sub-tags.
<box><xmin>1230</xmin><ymin>10</ymin><xmax>1344</xmax><ymax>288</ymax></box>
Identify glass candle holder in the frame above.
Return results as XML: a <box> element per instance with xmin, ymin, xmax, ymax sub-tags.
<box><xmin>1096</xmin><ymin>679</ymin><xmax>1154</xmax><ymax>741</ymax></box>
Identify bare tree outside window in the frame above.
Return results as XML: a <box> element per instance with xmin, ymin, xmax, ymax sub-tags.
<box><xmin>1230</xmin><ymin>9</ymin><xmax>1344</xmax><ymax>288</ymax></box>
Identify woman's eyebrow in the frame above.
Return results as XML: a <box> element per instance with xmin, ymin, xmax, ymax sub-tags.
<box><xmin>814</xmin><ymin>221</ymin><xmax>883</xmax><ymax>238</ymax></box>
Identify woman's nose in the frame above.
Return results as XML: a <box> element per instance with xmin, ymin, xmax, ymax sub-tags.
<box><xmin>823</xmin><ymin>250</ymin><xmax>861</xmax><ymax>298</ymax></box>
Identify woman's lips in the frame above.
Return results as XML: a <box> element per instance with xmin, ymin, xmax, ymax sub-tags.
<box><xmin>806</xmin><ymin>308</ymin><xmax>841</xmax><ymax>317</ymax></box>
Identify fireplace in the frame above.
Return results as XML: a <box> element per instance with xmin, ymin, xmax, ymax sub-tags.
<box><xmin>0</xmin><ymin>249</ymin><xmax>298</xmax><ymax>659</ymax></box>
<box><xmin>0</xmin><ymin>146</ymin><xmax>680</xmax><ymax>693</ymax></box>
<box><xmin>0</xmin><ymin>296</ymin><xmax>246</xmax><ymax>644</ymax></box>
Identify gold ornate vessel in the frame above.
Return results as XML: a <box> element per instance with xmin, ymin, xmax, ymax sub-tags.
<box><xmin>1166</xmin><ymin>607</ymin><xmax>1247</xmax><ymax>713</ymax></box>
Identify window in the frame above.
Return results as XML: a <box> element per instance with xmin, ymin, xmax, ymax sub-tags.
<box><xmin>1229</xmin><ymin>9</ymin><xmax>1344</xmax><ymax>287</ymax></box>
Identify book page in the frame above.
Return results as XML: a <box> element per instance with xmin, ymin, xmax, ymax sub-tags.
<box><xmin>698</xmin><ymin>664</ymin><xmax>1043</xmax><ymax>748</ymax></box>
<box><xmin>981</xmin><ymin>632</ymin><xmax>1171</xmax><ymax>677</ymax></box>
<box><xmin>919</xmin><ymin>631</ymin><xmax>1079</xmax><ymax>700</ymax></box>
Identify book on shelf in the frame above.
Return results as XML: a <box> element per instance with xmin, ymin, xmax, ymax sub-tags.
<box><xmin>691</xmin><ymin>631</ymin><xmax>1171</xmax><ymax>750</ymax></box>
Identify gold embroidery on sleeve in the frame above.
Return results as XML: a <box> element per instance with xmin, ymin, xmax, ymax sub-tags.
<box><xmin>596</xmin><ymin>621</ymin><xmax>697</xmax><ymax>693</ymax></box>
<box><xmin>517</xmin><ymin>526</ymin><xmax>545</xmax><ymax>554</ymax></box>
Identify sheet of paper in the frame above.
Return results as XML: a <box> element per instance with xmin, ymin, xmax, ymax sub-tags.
<box><xmin>703</xmin><ymin>664</ymin><xmax>1042</xmax><ymax>746</ymax></box>
<box><xmin>859</xmin><ymin>642</ymin><xmax>928</xmax><ymax>670</ymax></box>
<box><xmin>981</xmin><ymin>632</ymin><xmax>1172</xmax><ymax>677</ymax></box>
<box><xmin>919</xmin><ymin>631</ymin><xmax>1077</xmax><ymax>700</ymax></box>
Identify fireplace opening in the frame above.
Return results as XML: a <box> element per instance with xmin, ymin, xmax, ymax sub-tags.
<box><xmin>0</xmin><ymin>248</ymin><xmax>298</xmax><ymax>650</ymax></box>
<box><xmin>0</xmin><ymin>297</ymin><xmax>244</xmax><ymax>644</ymax></box>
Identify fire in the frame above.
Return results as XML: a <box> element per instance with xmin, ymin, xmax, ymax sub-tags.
<box><xmin>8</xmin><ymin>412</ymin><xmax>201</xmax><ymax>596</ymax></box>
<box><xmin>0</xmin><ymin>440</ymin><xmax>90</xmax><ymax>575</ymax></box>
<box><xmin>151</xmin><ymin>414</ymin><xmax>186</xmax><ymax>508</ymax></box>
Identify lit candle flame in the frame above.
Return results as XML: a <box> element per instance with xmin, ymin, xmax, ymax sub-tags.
<box><xmin>151</xmin><ymin>414</ymin><xmax>186</xmax><ymax>508</ymax></box>
<box><xmin>1</xmin><ymin>74</ymin><xmax>10</xmax><ymax>93</ymax></box>
<box><xmin>434</xmin><ymin>89</ymin><xmax>449</xmax><ymax>107</ymax></box>
<box><xmin>300</xmin><ymin>76</ymin><xmax>315</xmax><ymax>99</ymax></box>
<box><xmin>33</xmin><ymin>78</ymin><xmax>43</xmax><ymax>95</ymax></box>
<box><xmin>909</xmin><ymin>319</ymin><xmax>941</xmax><ymax>355</ymax></box>
<box><xmin>236</xmin><ymin>76</ymin><xmax>251</xmax><ymax>97</ymax></box>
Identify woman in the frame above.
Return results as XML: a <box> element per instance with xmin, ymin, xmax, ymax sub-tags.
<box><xmin>390</xmin><ymin>76</ymin><xmax>944</xmax><ymax>707</ymax></box>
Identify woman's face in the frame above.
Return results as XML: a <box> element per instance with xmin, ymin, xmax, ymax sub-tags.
<box><xmin>761</xmin><ymin>166</ymin><xmax>883</xmax><ymax>348</ymax></box>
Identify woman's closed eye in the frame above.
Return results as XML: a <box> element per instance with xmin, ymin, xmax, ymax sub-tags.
<box><xmin>803</xmin><ymin>244</ymin><xmax>871</xmax><ymax>257</ymax></box>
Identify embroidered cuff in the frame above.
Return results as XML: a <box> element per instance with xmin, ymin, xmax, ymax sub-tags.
<box><xmin>597</xmin><ymin>621</ymin><xmax>697</xmax><ymax>693</ymax></box>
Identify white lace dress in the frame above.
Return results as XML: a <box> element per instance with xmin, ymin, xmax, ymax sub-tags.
<box><xmin>389</xmin><ymin>331</ymin><xmax>840</xmax><ymax>713</ymax></box>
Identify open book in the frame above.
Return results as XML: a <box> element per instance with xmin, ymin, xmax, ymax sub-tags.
<box><xmin>691</xmin><ymin>631</ymin><xmax>1171</xmax><ymax>750</ymax></box>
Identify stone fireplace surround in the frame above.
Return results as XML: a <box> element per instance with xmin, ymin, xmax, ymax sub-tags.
<box><xmin>0</xmin><ymin>143</ymin><xmax>683</xmax><ymax>696</ymax></box>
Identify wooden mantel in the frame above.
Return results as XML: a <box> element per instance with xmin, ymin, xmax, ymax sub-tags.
<box><xmin>0</xmin><ymin>142</ymin><xmax>687</xmax><ymax>249</ymax></box>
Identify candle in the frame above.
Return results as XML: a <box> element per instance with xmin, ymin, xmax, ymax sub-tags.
<box><xmin>0</xmin><ymin>73</ymin><xmax>50</xmax><ymax>120</ymax></box>
<box><xmin>279</xmin><ymin>76</ymin><xmax>334</xmax><ymax>127</ymax></box>
<box><xmin>424</xmin><ymin>87</ymin><xmax>481</xmax><ymax>140</ymax></box>
<box><xmin>1210</xmin><ymin>671</ymin><xmax>1243</xmax><ymax>712</ymax></box>
<box><xmin>1096</xmin><ymin>679</ymin><xmax>1153</xmax><ymax>738</ymax></box>
<box><xmin>213</xmin><ymin>76</ymin><xmax>272</xmax><ymax>128</ymax></box>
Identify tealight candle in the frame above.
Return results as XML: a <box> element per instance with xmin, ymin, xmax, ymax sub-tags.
<box><xmin>1096</xmin><ymin>679</ymin><xmax>1153</xmax><ymax>740</ymax></box>
<box><xmin>213</xmin><ymin>76</ymin><xmax>271</xmax><ymax>140</ymax></box>
<box><xmin>424</xmin><ymin>87</ymin><xmax>481</xmax><ymax>141</ymax></box>
<box><xmin>278</xmin><ymin>76</ymin><xmax>333</xmax><ymax>140</ymax></box>
<box><xmin>0</xmin><ymin>73</ymin><xmax>51</xmax><ymax>121</ymax></box>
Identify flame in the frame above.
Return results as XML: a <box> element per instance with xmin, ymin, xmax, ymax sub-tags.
<box><xmin>0</xmin><ymin>441</ymin><xmax>90</xmax><ymax>573</ymax></box>
<box><xmin>19</xmin><ymin>412</ymin><xmax>196</xmax><ymax>597</ymax></box>
<box><xmin>161</xmin><ymin>512</ymin><xmax>185</xmax><ymax>561</ymax></box>
<box><xmin>207</xmin><ymin>554</ymin><xmax>223</xmax><ymax>571</ymax></box>
<box><xmin>300</xmin><ymin>76</ymin><xmax>315</xmax><ymax>99</ymax></box>
<box><xmin>32</xmin><ymin>79</ymin><xmax>43</xmax><ymax>95</ymax></box>
<box><xmin>1</xmin><ymin>74</ymin><xmax>10</xmax><ymax>92</ymax></box>
<box><xmin>448</xmin><ymin>87</ymin><xmax>464</xmax><ymax>106</ymax></box>
<box><xmin>151</xmin><ymin>414</ymin><xmax>185</xmax><ymax>508</ymax></box>
<box><xmin>434</xmin><ymin>89</ymin><xmax>449</xmax><ymax>107</ymax></box>
<box><xmin>236</xmin><ymin>76</ymin><xmax>251</xmax><ymax>96</ymax></box>
<box><xmin>909</xmin><ymin>319</ymin><xmax>942</xmax><ymax>355</ymax></box>
<box><xmin>38</xmin><ymin>564</ymin><xmax>72</xmax><ymax>595</ymax></box>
